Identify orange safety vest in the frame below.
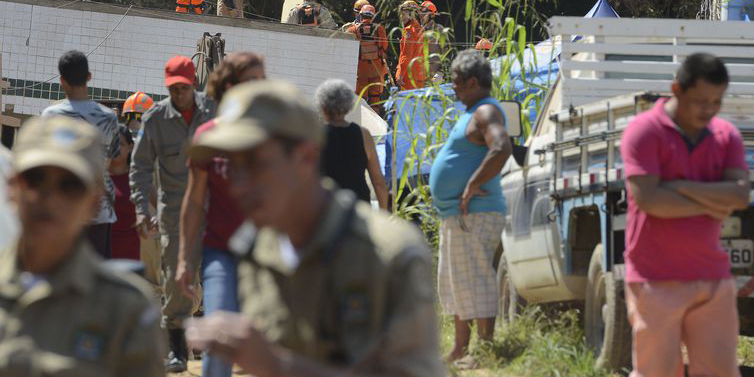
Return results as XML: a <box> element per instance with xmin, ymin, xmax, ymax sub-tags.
<box><xmin>176</xmin><ymin>0</ymin><xmax>204</xmax><ymax>14</ymax></box>
<box><xmin>296</xmin><ymin>4</ymin><xmax>321</xmax><ymax>26</ymax></box>
<box><xmin>356</xmin><ymin>23</ymin><xmax>384</xmax><ymax>61</ymax></box>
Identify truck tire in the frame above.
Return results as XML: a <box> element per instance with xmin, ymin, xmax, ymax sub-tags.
<box><xmin>585</xmin><ymin>244</ymin><xmax>632</xmax><ymax>371</ymax></box>
<box><xmin>496</xmin><ymin>253</ymin><xmax>526</xmax><ymax>324</ymax></box>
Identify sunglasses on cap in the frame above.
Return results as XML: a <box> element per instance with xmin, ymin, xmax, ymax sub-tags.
<box><xmin>20</xmin><ymin>167</ymin><xmax>88</xmax><ymax>199</ymax></box>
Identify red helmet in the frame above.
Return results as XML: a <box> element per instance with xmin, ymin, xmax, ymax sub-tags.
<box><xmin>420</xmin><ymin>1</ymin><xmax>437</xmax><ymax>15</ymax></box>
<box><xmin>475</xmin><ymin>38</ymin><xmax>493</xmax><ymax>51</ymax></box>
<box><xmin>359</xmin><ymin>4</ymin><xmax>376</xmax><ymax>18</ymax></box>
<box><xmin>123</xmin><ymin>91</ymin><xmax>154</xmax><ymax>114</ymax></box>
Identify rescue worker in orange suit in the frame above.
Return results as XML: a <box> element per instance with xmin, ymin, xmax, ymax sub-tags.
<box><xmin>176</xmin><ymin>0</ymin><xmax>205</xmax><ymax>14</ymax></box>
<box><xmin>476</xmin><ymin>37</ymin><xmax>494</xmax><ymax>57</ymax></box>
<box><xmin>420</xmin><ymin>1</ymin><xmax>445</xmax><ymax>83</ymax></box>
<box><xmin>346</xmin><ymin>4</ymin><xmax>388</xmax><ymax>113</ymax></box>
<box><xmin>341</xmin><ymin>0</ymin><xmax>370</xmax><ymax>32</ymax></box>
<box><xmin>285</xmin><ymin>1</ymin><xmax>337</xmax><ymax>29</ymax></box>
<box><xmin>396</xmin><ymin>1</ymin><xmax>426</xmax><ymax>91</ymax></box>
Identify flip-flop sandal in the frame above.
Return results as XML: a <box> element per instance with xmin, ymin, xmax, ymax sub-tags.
<box><xmin>452</xmin><ymin>354</ymin><xmax>480</xmax><ymax>370</ymax></box>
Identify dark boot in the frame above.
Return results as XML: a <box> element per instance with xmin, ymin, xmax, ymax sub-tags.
<box><xmin>165</xmin><ymin>328</ymin><xmax>188</xmax><ymax>373</ymax></box>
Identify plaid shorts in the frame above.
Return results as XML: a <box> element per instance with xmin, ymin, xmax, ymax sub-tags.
<box><xmin>438</xmin><ymin>212</ymin><xmax>504</xmax><ymax>320</ymax></box>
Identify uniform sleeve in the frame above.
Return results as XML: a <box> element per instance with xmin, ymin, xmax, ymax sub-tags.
<box><xmin>620</xmin><ymin>117</ymin><xmax>661</xmax><ymax>178</ymax></box>
<box><xmin>105</xmin><ymin>113</ymin><xmax>121</xmax><ymax>159</ymax></box>
<box><xmin>318</xmin><ymin>7</ymin><xmax>337</xmax><ymax>29</ymax></box>
<box><xmin>377</xmin><ymin>247</ymin><xmax>445</xmax><ymax>377</ymax></box>
<box><xmin>115</xmin><ymin>299</ymin><xmax>165</xmax><ymax>377</ymax></box>
<box><xmin>724</xmin><ymin>126</ymin><xmax>748</xmax><ymax>171</ymax></box>
<box><xmin>129</xmin><ymin>117</ymin><xmax>156</xmax><ymax>217</ymax></box>
<box><xmin>377</xmin><ymin>25</ymin><xmax>389</xmax><ymax>53</ymax></box>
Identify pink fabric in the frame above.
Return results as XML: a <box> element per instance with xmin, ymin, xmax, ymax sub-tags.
<box><xmin>626</xmin><ymin>279</ymin><xmax>740</xmax><ymax>377</ymax></box>
<box><xmin>621</xmin><ymin>98</ymin><xmax>748</xmax><ymax>282</ymax></box>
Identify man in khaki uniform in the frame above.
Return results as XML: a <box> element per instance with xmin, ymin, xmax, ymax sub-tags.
<box><xmin>185</xmin><ymin>81</ymin><xmax>444</xmax><ymax>377</ymax></box>
<box><xmin>129</xmin><ymin>56</ymin><xmax>215</xmax><ymax>372</ymax></box>
<box><xmin>0</xmin><ymin>116</ymin><xmax>164</xmax><ymax>377</ymax></box>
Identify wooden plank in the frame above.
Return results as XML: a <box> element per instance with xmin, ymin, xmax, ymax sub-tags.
<box><xmin>562</xmin><ymin>41</ymin><xmax>754</xmax><ymax>58</ymax></box>
<box><xmin>561</xmin><ymin>60</ymin><xmax>754</xmax><ymax>77</ymax></box>
<box><xmin>563</xmin><ymin>78</ymin><xmax>754</xmax><ymax>95</ymax></box>
<box><xmin>549</xmin><ymin>16</ymin><xmax>754</xmax><ymax>39</ymax></box>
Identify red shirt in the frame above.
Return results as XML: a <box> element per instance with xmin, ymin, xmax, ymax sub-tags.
<box><xmin>189</xmin><ymin>120</ymin><xmax>245</xmax><ymax>251</ymax></box>
<box><xmin>110</xmin><ymin>172</ymin><xmax>140</xmax><ymax>260</ymax></box>
<box><xmin>621</xmin><ymin>98</ymin><xmax>748</xmax><ymax>282</ymax></box>
<box><xmin>180</xmin><ymin>106</ymin><xmax>194</xmax><ymax>125</ymax></box>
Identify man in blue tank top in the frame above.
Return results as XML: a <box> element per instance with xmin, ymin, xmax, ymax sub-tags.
<box><xmin>429</xmin><ymin>49</ymin><xmax>512</xmax><ymax>364</ymax></box>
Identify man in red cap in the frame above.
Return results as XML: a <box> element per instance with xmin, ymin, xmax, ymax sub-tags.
<box><xmin>129</xmin><ymin>55</ymin><xmax>216</xmax><ymax>373</ymax></box>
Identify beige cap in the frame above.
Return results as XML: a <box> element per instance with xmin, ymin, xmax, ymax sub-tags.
<box><xmin>12</xmin><ymin>116</ymin><xmax>105</xmax><ymax>189</ymax></box>
<box><xmin>189</xmin><ymin>80</ymin><xmax>322</xmax><ymax>161</ymax></box>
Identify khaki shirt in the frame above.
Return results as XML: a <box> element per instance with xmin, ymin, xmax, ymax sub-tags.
<box><xmin>285</xmin><ymin>2</ymin><xmax>337</xmax><ymax>29</ymax></box>
<box><xmin>235</xmin><ymin>188</ymin><xmax>445</xmax><ymax>377</ymax></box>
<box><xmin>0</xmin><ymin>241</ymin><xmax>164</xmax><ymax>377</ymax></box>
<box><xmin>129</xmin><ymin>91</ymin><xmax>216</xmax><ymax>233</ymax></box>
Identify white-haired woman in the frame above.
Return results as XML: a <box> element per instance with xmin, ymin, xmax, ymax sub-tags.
<box><xmin>315</xmin><ymin>79</ymin><xmax>388</xmax><ymax>209</ymax></box>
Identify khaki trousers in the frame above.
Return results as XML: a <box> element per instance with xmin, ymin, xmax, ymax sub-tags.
<box><xmin>160</xmin><ymin>232</ymin><xmax>203</xmax><ymax>329</ymax></box>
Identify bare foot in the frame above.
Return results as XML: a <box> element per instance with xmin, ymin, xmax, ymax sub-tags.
<box><xmin>445</xmin><ymin>347</ymin><xmax>466</xmax><ymax>362</ymax></box>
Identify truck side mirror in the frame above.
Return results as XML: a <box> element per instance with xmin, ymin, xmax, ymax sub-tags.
<box><xmin>500</xmin><ymin>100</ymin><xmax>522</xmax><ymax>137</ymax></box>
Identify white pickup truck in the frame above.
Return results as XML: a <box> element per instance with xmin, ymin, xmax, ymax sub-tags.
<box><xmin>498</xmin><ymin>16</ymin><xmax>754</xmax><ymax>370</ymax></box>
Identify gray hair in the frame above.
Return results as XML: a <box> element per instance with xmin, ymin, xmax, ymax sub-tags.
<box><xmin>450</xmin><ymin>49</ymin><xmax>492</xmax><ymax>89</ymax></box>
<box><xmin>314</xmin><ymin>79</ymin><xmax>356</xmax><ymax>117</ymax></box>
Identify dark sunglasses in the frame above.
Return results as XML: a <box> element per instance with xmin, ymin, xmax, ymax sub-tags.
<box><xmin>21</xmin><ymin>167</ymin><xmax>88</xmax><ymax>198</ymax></box>
<box><xmin>124</xmin><ymin>113</ymin><xmax>142</xmax><ymax>123</ymax></box>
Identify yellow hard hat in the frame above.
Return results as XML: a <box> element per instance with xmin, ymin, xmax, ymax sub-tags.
<box><xmin>399</xmin><ymin>0</ymin><xmax>419</xmax><ymax>11</ymax></box>
<box><xmin>353</xmin><ymin>0</ymin><xmax>369</xmax><ymax>12</ymax></box>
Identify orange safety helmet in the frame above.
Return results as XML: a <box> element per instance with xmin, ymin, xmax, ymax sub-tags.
<box><xmin>122</xmin><ymin>91</ymin><xmax>154</xmax><ymax>114</ymax></box>
<box><xmin>359</xmin><ymin>4</ymin><xmax>376</xmax><ymax>18</ymax></box>
<box><xmin>475</xmin><ymin>38</ymin><xmax>494</xmax><ymax>51</ymax></box>
<box><xmin>420</xmin><ymin>1</ymin><xmax>437</xmax><ymax>14</ymax></box>
<box><xmin>353</xmin><ymin>0</ymin><xmax>369</xmax><ymax>12</ymax></box>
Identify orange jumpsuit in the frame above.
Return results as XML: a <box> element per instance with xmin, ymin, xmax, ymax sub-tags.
<box><xmin>396</xmin><ymin>20</ymin><xmax>426</xmax><ymax>90</ymax></box>
<box><xmin>347</xmin><ymin>22</ymin><xmax>388</xmax><ymax>111</ymax></box>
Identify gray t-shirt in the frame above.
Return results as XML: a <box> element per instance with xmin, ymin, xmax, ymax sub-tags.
<box><xmin>42</xmin><ymin>100</ymin><xmax>120</xmax><ymax>224</ymax></box>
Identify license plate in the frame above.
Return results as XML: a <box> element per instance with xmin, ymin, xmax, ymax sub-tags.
<box><xmin>722</xmin><ymin>239</ymin><xmax>754</xmax><ymax>269</ymax></box>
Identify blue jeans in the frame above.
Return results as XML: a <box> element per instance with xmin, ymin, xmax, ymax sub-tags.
<box><xmin>201</xmin><ymin>247</ymin><xmax>239</xmax><ymax>377</ymax></box>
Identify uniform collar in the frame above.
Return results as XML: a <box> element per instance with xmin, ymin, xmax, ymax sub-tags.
<box><xmin>165</xmin><ymin>91</ymin><xmax>210</xmax><ymax>120</ymax></box>
<box><xmin>251</xmin><ymin>180</ymin><xmax>357</xmax><ymax>275</ymax></box>
<box><xmin>0</xmin><ymin>238</ymin><xmax>98</xmax><ymax>299</ymax></box>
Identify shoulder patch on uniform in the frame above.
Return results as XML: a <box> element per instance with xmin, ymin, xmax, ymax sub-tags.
<box><xmin>73</xmin><ymin>330</ymin><xmax>106</xmax><ymax>361</ymax></box>
<box><xmin>341</xmin><ymin>290</ymin><xmax>370</xmax><ymax>325</ymax></box>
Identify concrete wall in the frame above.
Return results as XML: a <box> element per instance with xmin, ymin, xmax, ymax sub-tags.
<box><xmin>0</xmin><ymin>0</ymin><xmax>358</xmax><ymax>115</ymax></box>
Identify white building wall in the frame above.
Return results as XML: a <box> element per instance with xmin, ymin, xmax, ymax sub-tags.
<box><xmin>0</xmin><ymin>0</ymin><xmax>358</xmax><ymax>115</ymax></box>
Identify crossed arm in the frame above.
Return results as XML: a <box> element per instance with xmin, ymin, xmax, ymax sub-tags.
<box><xmin>627</xmin><ymin>168</ymin><xmax>750</xmax><ymax>220</ymax></box>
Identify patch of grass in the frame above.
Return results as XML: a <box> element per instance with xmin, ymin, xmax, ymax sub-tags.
<box><xmin>739</xmin><ymin>336</ymin><xmax>754</xmax><ymax>366</ymax></box>
<box><xmin>440</xmin><ymin>306</ymin><xmax>619</xmax><ymax>377</ymax></box>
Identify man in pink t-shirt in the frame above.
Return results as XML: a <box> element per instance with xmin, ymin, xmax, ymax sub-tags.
<box><xmin>621</xmin><ymin>53</ymin><xmax>750</xmax><ymax>376</ymax></box>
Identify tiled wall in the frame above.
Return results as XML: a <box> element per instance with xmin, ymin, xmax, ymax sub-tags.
<box><xmin>0</xmin><ymin>0</ymin><xmax>359</xmax><ymax>115</ymax></box>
